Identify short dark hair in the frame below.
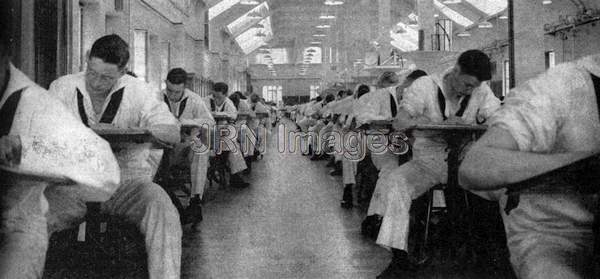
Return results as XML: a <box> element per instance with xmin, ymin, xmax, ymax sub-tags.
<box><xmin>89</xmin><ymin>34</ymin><xmax>130</xmax><ymax>69</ymax></box>
<box><xmin>325</xmin><ymin>94</ymin><xmax>335</xmax><ymax>103</ymax></box>
<box><xmin>457</xmin><ymin>49</ymin><xmax>491</xmax><ymax>82</ymax></box>
<box><xmin>166</xmin><ymin>68</ymin><xmax>187</xmax><ymax>84</ymax></box>
<box><xmin>315</xmin><ymin>96</ymin><xmax>323</xmax><ymax>102</ymax></box>
<box><xmin>406</xmin><ymin>69</ymin><xmax>427</xmax><ymax>81</ymax></box>
<box><xmin>356</xmin><ymin>84</ymin><xmax>370</xmax><ymax>98</ymax></box>
<box><xmin>213</xmin><ymin>82</ymin><xmax>229</xmax><ymax>95</ymax></box>
<box><xmin>337</xmin><ymin>90</ymin><xmax>345</xmax><ymax>98</ymax></box>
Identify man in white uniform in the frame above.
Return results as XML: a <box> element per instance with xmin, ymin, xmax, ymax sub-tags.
<box><xmin>0</xmin><ymin>29</ymin><xmax>120</xmax><ymax>278</ymax></box>
<box><xmin>375</xmin><ymin>50</ymin><xmax>501</xmax><ymax>278</ymax></box>
<box><xmin>48</xmin><ymin>34</ymin><xmax>182</xmax><ymax>279</ymax></box>
<box><xmin>205</xmin><ymin>82</ymin><xmax>250</xmax><ymax>187</ymax></box>
<box><xmin>459</xmin><ymin>54</ymin><xmax>600</xmax><ymax>279</ymax></box>
<box><xmin>161</xmin><ymin>68</ymin><xmax>214</xmax><ymax>227</ymax></box>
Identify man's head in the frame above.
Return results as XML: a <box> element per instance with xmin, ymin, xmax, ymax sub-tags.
<box><xmin>397</xmin><ymin>69</ymin><xmax>427</xmax><ymax>94</ymax></box>
<box><xmin>324</xmin><ymin>94</ymin><xmax>335</xmax><ymax>104</ymax></box>
<box><xmin>250</xmin><ymin>93</ymin><xmax>260</xmax><ymax>104</ymax></box>
<box><xmin>166</xmin><ymin>68</ymin><xmax>187</xmax><ymax>102</ymax></box>
<box><xmin>85</xmin><ymin>34</ymin><xmax>129</xmax><ymax>96</ymax></box>
<box><xmin>448</xmin><ymin>50</ymin><xmax>491</xmax><ymax>96</ymax></box>
<box><xmin>377</xmin><ymin>71</ymin><xmax>399</xmax><ymax>88</ymax></box>
<box><xmin>355</xmin><ymin>84</ymin><xmax>370</xmax><ymax>99</ymax></box>
<box><xmin>212</xmin><ymin>82</ymin><xmax>228</xmax><ymax>102</ymax></box>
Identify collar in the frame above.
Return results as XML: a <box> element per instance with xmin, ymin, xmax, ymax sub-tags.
<box><xmin>1</xmin><ymin>63</ymin><xmax>31</xmax><ymax>108</ymax></box>
<box><xmin>162</xmin><ymin>88</ymin><xmax>191</xmax><ymax>103</ymax></box>
<box><xmin>75</xmin><ymin>71</ymin><xmax>131</xmax><ymax>99</ymax></box>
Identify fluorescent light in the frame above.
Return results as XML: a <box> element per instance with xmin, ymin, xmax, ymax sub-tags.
<box><xmin>499</xmin><ymin>14</ymin><xmax>508</xmax><ymax>19</ymax></box>
<box><xmin>456</xmin><ymin>31</ymin><xmax>471</xmax><ymax>37</ymax></box>
<box><xmin>324</xmin><ymin>0</ymin><xmax>344</xmax><ymax>5</ymax></box>
<box><xmin>319</xmin><ymin>14</ymin><xmax>336</xmax><ymax>19</ymax></box>
<box><xmin>316</xmin><ymin>25</ymin><xmax>331</xmax><ymax>28</ymax></box>
<box><xmin>478</xmin><ymin>21</ymin><xmax>493</xmax><ymax>28</ymax></box>
<box><xmin>542</xmin><ymin>0</ymin><xmax>552</xmax><ymax>4</ymax></box>
<box><xmin>433</xmin><ymin>14</ymin><xmax>439</xmax><ymax>17</ymax></box>
<box><xmin>442</xmin><ymin>0</ymin><xmax>461</xmax><ymax>4</ymax></box>
<box><xmin>313</xmin><ymin>34</ymin><xmax>326</xmax><ymax>37</ymax></box>
<box><xmin>239</xmin><ymin>0</ymin><xmax>260</xmax><ymax>4</ymax></box>
<box><xmin>310</xmin><ymin>41</ymin><xmax>322</xmax><ymax>45</ymax></box>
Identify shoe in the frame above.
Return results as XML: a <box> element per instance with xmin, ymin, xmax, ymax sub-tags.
<box><xmin>230</xmin><ymin>174</ymin><xmax>250</xmax><ymax>188</ymax></box>
<box><xmin>243</xmin><ymin>157</ymin><xmax>252</xmax><ymax>175</ymax></box>
<box><xmin>329</xmin><ymin>168</ymin><xmax>342</xmax><ymax>176</ymax></box>
<box><xmin>340</xmin><ymin>184</ymin><xmax>353</xmax><ymax>209</ymax></box>
<box><xmin>310</xmin><ymin>154</ymin><xmax>322</xmax><ymax>161</ymax></box>
<box><xmin>184</xmin><ymin>196</ymin><xmax>203</xmax><ymax>226</ymax></box>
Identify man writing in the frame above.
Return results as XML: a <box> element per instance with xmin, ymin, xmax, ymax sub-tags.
<box><xmin>459</xmin><ymin>54</ymin><xmax>600</xmax><ymax>279</ymax></box>
<box><xmin>374</xmin><ymin>50</ymin><xmax>500</xmax><ymax>278</ymax></box>
<box><xmin>161</xmin><ymin>68</ymin><xmax>214</xmax><ymax>228</ymax></box>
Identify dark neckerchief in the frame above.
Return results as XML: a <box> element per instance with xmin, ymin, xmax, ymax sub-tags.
<box><xmin>0</xmin><ymin>86</ymin><xmax>25</xmax><ymax>136</ymax></box>
<box><xmin>76</xmin><ymin>87</ymin><xmax>125</xmax><ymax>126</ymax></box>
<box><xmin>437</xmin><ymin>87</ymin><xmax>471</xmax><ymax>120</ymax></box>
<box><xmin>389</xmin><ymin>92</ymin><xmax>397</xmax><ymax>118</ymax></box>
<box><xmin>163</xmin><ymin>94</ymin><xmax>188</xmax><ymax>119</ymax></box>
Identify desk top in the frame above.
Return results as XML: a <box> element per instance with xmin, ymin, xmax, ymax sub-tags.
<box><xmin>212</xmin><ymin>114</ymin><xmax>234</xmax><ymax>121</ymax></box>
<box><xmin>91</xmin><ymin>126</ymin><xmax>154</xmax><ymax>143</ymax></box>
<box><xmin>409</xmin><ymin>123</ymin><xmax>487</xmax><ymax>132</ymax></box>
<box><xmin>0</xmin><ymin>165</ymin><xmax>71</xmax><ymax>184</ymax></box>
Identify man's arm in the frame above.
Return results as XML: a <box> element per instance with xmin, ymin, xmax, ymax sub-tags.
<box><xmin>140</xmin><ymin>94</ymin><xmax>181</xmax><ymax>145</ymax></box>
<box><xmin>458</xmin><ymin>126</ymin><xmax>594</xmax><ymax>190</ymax></box>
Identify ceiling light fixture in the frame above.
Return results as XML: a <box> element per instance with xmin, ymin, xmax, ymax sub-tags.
<box><xmin>456</xmin><ymin>31</ymin><xmax>471</xmax><ymax>37</ymax></box>
<box><xmin>239</xmin><ymin>0</ymin><xmax>260</xmax><ymax>5</ymax></box>
<box><xmin>498</xmin><ymin>14</ymin><xmax>508</xmax><ymax>19</ymax></box>
<box><xmin>442</xmin><ymin>0</ymin><xmax>461</xmax><ymax>4</ymax></box>
<box><xmin>319</xmin><ymin>14</ymin><xmax>336</xmax><ymax>19</ymax></box>
<box><xmin>313</xmin><ymin>34</ymin><xmax>326</xmax><ymax>37</ymax></box>
<box><xmin>542</xmin><ymin>0</ymin><xmax>552</xmax><ymax>4</ymax></box>
<box><xmin>477</xmin><ymin>21</ymin><xmax>493</xmax><ymax>28</ymax></box>
<box><xmin>324</xmin><ymin>0</ymin><xmax>344</xmax><ymax>5</ymax></box>
<box><xmin>316</xmin><ymin>25</ymin><xmax>331</xmax><ymax>28</ymax></box>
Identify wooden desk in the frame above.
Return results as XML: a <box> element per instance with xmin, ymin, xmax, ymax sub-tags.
<box><xmin>92</xmin><ymin>127</ymin><xmax>154</xmax><ymax>144</ymax></box>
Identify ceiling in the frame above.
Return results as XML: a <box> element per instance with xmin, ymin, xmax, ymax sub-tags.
<box><xmin>206</xmin><ymin>0</ymin><xmax>512</xmax><ymax>73</ymax></box>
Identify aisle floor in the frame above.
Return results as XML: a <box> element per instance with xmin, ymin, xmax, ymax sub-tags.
<box><xmin>181</xmin><ymin>120</ymin><xmax>515</xmax><ymax>279</ymax></box>
<box><xmin>182</xmin><ymin>122</ymin><xmax>390</xmax><ymax>279</ymax></box>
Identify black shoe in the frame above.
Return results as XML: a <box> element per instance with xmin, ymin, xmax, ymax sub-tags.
<box><xmin>230</xmin><ymin>174</ymin><xmax>250</xmax><ymax>188</ymax></box>
<box><xmin>376</xmin><ymin>250</ymin><xmax>417</xmax><ymax>279</ymax></box>
<box><xmin>243</xmin><ymin>157</ymin><xmax>252</xmax><ymax>175</ymax></box>
<box><xmin>340</xmin><ymin>184</ymin><xmax>353</xmax><ymax>209</ymax></box>
<box><xmin>329</xmin><ymin>168</ymin><xmax>342</xmax><ymax>176</ymax></box>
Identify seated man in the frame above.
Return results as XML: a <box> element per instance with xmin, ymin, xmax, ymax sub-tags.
<box><xmin>249</xmin><ymin>93</ymin><xmax>270</xmax><ymax>157</ymax></box>
<box><xmin>459</xmin><ymin>54</ymin><xmax>600</xmax><ymax>279</ymax></box>
<box><xmin>374</xmin><ymin>50</ymin><xmax>500</xmax><ymax>278</ymax></box>
<box><xmin>0</xmin><ymin>29</ymin><xmax>119</xmax><ymax>277</ymax></box>
<box><xmin>205</xmin><ymin>82</ymin><xmax>250</xmax><ymax>187</ymax></box>
<box><xmin>161</xmin><ymin>68</ymin><xmax>214</xmax><ymax>227</ymax></box>
<box><xmin>229</xmin><ymin>91</ymin><xmax>256</xmax><ymax>169</ymax></box>
<box><xmin>48</xmin><ymin>34</ymin><xmax>182</xmax><ymax>279</ymax></box>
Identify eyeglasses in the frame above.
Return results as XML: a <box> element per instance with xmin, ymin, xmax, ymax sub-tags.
<box><xmin>85</xmin><ymin>69</ymin><xmax>120</xmax><ymax>85</ymax></box>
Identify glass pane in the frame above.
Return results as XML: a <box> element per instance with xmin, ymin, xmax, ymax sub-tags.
<box><xmin>133</xmin><ymin>30</ymin><xmax>147</xmax><ymax>81</ymax></box>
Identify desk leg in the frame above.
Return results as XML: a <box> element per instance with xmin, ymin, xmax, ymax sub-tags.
<box><xmin>444</xmin><ymin>140</ymin><xmax>474</xmax><ymax>266</ymax></box>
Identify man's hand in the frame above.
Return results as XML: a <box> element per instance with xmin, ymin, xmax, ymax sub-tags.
<box><xmin>0</xmin><ymin>135</ymin><xmax>22</xmax><ymax>167</ymax></box>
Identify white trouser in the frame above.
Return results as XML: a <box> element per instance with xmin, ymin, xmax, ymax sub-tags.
<box><xmin>500</xmin><ymin>193</ymin><xmax>596</xmax><ymax>279</ymax></box>
<box><xmin>0</xmin><ymin>179</ymin><xmax>49</xmax><ymax>278</ymax></box>
<box><xmin>45</xmin><ymin>177</ymin><xmax>182</xmax><ymax>279</ymax></box>
<box><xmin>372</xmin><ymin>148</ymin><xmax>447</xmax><ymax>250</ymax></box>
<box><xmin>227</xmin><ymin>141</ymin><xmax>248</xmax><ymax>174</ymax></box>
<box><xmin>342</xmin><ymin>157</ymin><xmax>358</xmax><ymax>185</ymax></box>
<box><xmin>367</xmin><ymin>151</ymin><xmax>402</xmax><ymax>215</ymax></box>
<box><xmin>190</xmin><ymin>151</ymin><xmax>209</xmax><ymax>198</ymax></box>
<box><xmin>238</xmin><ymin>124</ymin><xmax>256</xmax><ymax>158</ymax></box>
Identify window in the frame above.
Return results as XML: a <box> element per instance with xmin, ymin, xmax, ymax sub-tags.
<box><xmin>204</xmin><ymin>10</ymin><xmax>209</xmax><ymax>49</ymax></box>
<box><xmin>160</xmin><ymin>41</ymin><xmax>171</xmax><ymax>90</ymax></box>
<box><xmin>545</xmin><ymin>51</ymin><xmax>555</xmax><ymax>69</ymax></box>
<box><xmin>310</xmin><ymin>85</ymin><xmax>320</xmax><ymax>99</ymax></box>
<box><xmin>502</xmin><ymin>60</ymin><xmax>510</xmax><ymax>97</ymax></box>
<box><xmin>133</xmin><ymin>30</ymin><xmax>148</xmax><ymax>81</ymax></box>
<box><xmin>262</xmin><ymin>85</ymin><xmax>282</xmax><ymax>102</ymax></box>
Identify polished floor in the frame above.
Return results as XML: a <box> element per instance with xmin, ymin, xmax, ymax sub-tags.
<box><xmin>181</xmin><ymin>120</ymin><xmax>515</xmax><ymax>279</ymax></box>
<box><xmin>182</xmin><ymin>121</ymin><xmax>390</xmax><ymax>278</ymax></box>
